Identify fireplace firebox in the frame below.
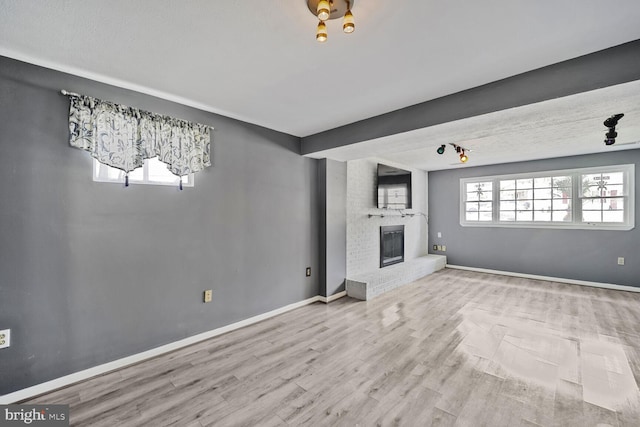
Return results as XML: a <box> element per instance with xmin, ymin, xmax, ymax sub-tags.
<box><xmin>380</xmin><ymin>225</ymin><xmax>404</xmax><ymax>268</ymax></box>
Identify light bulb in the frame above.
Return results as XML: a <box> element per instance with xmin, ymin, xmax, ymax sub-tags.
<box><xmin>316</xmin><ymin>21</ymin><xmax>328</xmax><ymax>42</ymax></box>
<box><xmin>460</xmin><ymin>151</ymin><xmax>469</xmax><ymax>163</ymax></box>
<box><xmin>436</xmin><ymin>145</ymin><xmax>445</xmax><ymax>155</ymax></box>
<box><xmin>317</xmin><ymin>0</ymin><xmax>330</xmax><ymax>21</ymax></box>
<box><xmin>343</xmin><ymin>9</ymin><xmax>355</xmax><ymax>33</ymax></box>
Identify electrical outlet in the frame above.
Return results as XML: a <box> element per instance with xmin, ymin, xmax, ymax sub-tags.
<box><xmin>0</xmin><ymin>329</ymin><xmax>10</xmax><ymax>349</ymax></box>
<box><xmin>203</xmin><ymin>290</ymin><xmax>213</xmax><ymax>303</ymax></box>
<box><xmin>618</xmin><ymin>257</ymin><xmax>625</xmax><ymax>266</ymax></box>
<box><xmin>306</xmin><ymin>267</ymin><xmax>311</xmax><ymax>277</ymax></box>
<box><xmin>432</xmin><ymin>245</ymin><xmax>438</xmax><ymax>251</ymax></box>
<box><xmin>442</xmin><ymin>245</ymin><xmax>447</xmax><ymax>252</ymax></box>
<box><xmin>437</xmin><ymin>245</ymin><xmax>442</xmax><ymax>251</ymax></box>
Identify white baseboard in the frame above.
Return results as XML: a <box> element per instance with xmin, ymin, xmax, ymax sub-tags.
<box><xmin>0</xmin><ymin>294</ymin><xmax>324</xmax><ymax>404</ymax></box>
<box><xmin>445</xmin><ymin>264</ymin><xmax>640</xmax><ymax>293</ymax></box>
<box><xmin>318</xmin><ymin>290</ymin><xmax>347</xmax><ymax>303</ymax></box>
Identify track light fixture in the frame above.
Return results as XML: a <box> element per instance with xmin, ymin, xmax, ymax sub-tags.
<box><xmin>307</xmin><ymin>0</ymin><xmax>355</xmax><ymax>42</ymax></box>
<box><xmin>460</xmin><ymin>150</ymin><xmax>468</xmax><ymax>163</ymax></box>
<box><xmin>603</xmin><ymin>113</ymin><xmax>624</xmax><ymax>145</ymax></box>
<box><xmin>436</xmin><ymin>144</ymin><xmax>446</xmax><ymax>155</ymax></box>
<box><xmin>448</xmin><ymin>143</ymin><xmax>471</xmax><ymax>163</ymax></box>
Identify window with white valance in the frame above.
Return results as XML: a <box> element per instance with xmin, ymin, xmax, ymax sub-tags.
<box><xmin>66</xmin><ymin>93</ymin><xmax>212</xmax><ymax>188</ymax></box>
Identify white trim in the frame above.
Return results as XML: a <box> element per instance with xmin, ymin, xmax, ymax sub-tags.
<box><xmin>318</xmin><ymin>290</ymin><xmax>347</xmax><ymax>303</ymax></box>
<box><xmin>446</xmin><ymin>264</ymin><xmax>640</xmax><ymax>293</ymax></box>
<box><xmin>0</xmin><ymin>295</ymin><xmax>322</xmax><ymax>404</ymax></box>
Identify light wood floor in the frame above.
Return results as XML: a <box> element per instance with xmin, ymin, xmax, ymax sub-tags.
<box><xmin>26</xmin><ymin>269</ymin><xmax>640</xmax><ymax>426</ymax></box>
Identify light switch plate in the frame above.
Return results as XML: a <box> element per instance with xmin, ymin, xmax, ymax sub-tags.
<box><xmin>203</xmin><ymin>290</ymin><xmax>213</xmax><ymax>303</ymax></box>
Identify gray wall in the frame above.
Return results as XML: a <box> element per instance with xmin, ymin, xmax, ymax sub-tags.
<box><xmin>0</xmin><ymin>56</ymin><xmax>319</xmax><ymax>395</ymax></box>
<box><xmin>302</xmin><ymin>40</ymin><xmax>640</xmax><ymax>155</ymax></box>
<box><xmin>317</xmin><ymin>159</ymin><xmax>347</xmax><ymax>297</ymax></box>
<box><xmin>428</xmin><ymin>150</ymin><xmax>640</xmax><ymax>287</ymax></box>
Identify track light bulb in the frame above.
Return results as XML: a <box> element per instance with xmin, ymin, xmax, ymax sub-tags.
<box><xmin>460</xmin><ymin>151</ymin><xmax>468</xmax><ymax>163</ymax></box>
<box><xmin>317</xmin><ymin>0</ymin><xmax>330</xmax><ymax>21</ymax></box>
<box><xmin>436</xmin><ymin>144</ymin><xmax>445</xmax><ymax>155</ymax></box>
<box><xmin>316</xmin><ymin>21</ymin><xmax>327</xmax><ymax>42</ymax></box>
<box><xmin>343</xmin><ymin>9</ymin><xmax>355</xmax><ymax>33</ymax></box>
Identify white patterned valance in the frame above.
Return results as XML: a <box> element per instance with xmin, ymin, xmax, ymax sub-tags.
<box><xmin>67</xmin><ymin>93</ymin><xmax>211</xmax><ymax>184</ymax></box>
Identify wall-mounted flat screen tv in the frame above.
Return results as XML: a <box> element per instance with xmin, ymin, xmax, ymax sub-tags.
<box><xmin>377</xmin><ymin>164</ymin><xmax>412</xmax><ymax>209</ymax></box>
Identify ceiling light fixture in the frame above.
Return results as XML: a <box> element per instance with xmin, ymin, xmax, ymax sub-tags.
<box><xmin>307</xmin><ymin>0</ymin><xmax>355</xmax><ymax>42</ymax></box>
<box><xmin>316</xmin><ymin>21</ymin><xmax>328</xmax><ymax>42</ymax></box>
<box><xmin>436</xmin><ymin>144</ymin><xmax>446</xmax><ymax>155</ymax></box>
<box><xmin>603</xmin><ymin>113</ymin><xmax>624</xmax><ymax>145</ymax></box>
<box><xmin>316</xmin><ymin>0</ymin><xmax>331</xmax><ymax>21</ymax></box>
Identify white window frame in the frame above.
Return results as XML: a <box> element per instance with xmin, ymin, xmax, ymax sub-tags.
<box><xmin>92</xmin><ymin>158</ymin><xmax>194</xmax><ymax>187</ymax></box>
<box><xmin>460</xmin><ymin>164</ymin><xmax>635</xmax><ymax>230</ymax></box>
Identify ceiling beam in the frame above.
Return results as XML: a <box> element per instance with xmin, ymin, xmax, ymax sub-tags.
<box><xmin>301</xmin><ymin>39</ymin><xmax>640</xmax><ymax>156</ymax></box>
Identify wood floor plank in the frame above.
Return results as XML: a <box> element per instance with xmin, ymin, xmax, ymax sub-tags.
<box><xmin>21</xmin><ymin>268</ymin><xmax>640</xmax><ymax>426</ymax></box>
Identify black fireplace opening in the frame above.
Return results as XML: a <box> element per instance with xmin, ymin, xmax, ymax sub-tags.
<box><xmin>380</xmin><ymin>225</ymin><xmax>404</xmax><ymax>268</ymax></box>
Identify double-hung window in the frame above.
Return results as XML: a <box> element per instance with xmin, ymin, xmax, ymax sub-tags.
<box><xmin>460</xmin><ymin>164</ymin><xmax>634</xmax><ymax>230</ymax></box>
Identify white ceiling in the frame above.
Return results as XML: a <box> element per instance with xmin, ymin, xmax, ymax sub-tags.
<box><xmin>1</xmin><ymin>0</ymin><xmax>640</xmax><ymax>170</ymax></box>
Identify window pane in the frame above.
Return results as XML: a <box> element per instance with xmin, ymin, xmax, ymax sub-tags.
<box><xmin>517</xmin><ymin>211</ymin><xmax>533</xmax><ymax>221</ymax></box>
<box><xmin>582</xmin><ymin>199</ymin><xmax>602</xmax><ymax>211</ymax></box>
<box><xmin>606</xmin><ymin>172</ymin><xmax>624</xmax><ymax>185</ymax></box>
<box><xmin>552</xmin><ymin>210</ymin><xmax>571</xmax><ymax>222</ymax></box>
<box><xmin>602</xmin><ymin>211</ymin><xmax>624</xmax><ymax>222</ymax></box>
<box><xmin>552</xmin><ymin>176</ymin><xmax>572</xmax><ymax>188</ymax></box>
<box><xmin>516</xmin><ymin>189</ymin><xmax>533</xmax><ymax>199</ymax></box>
<box><xmin>478</xmin><ymin>202</ymin><xmax>492</xmax><ymax>212</ymax></box>
<box><xmin>466</xmin><ymin>211</ymin><xmax>479</xmax><ymax>221</ymax></box>
<box><xmin>466</xmin><ymin>202</ymin><xmax>479</xmax><ymax>213</ymax></box>
<box><xmin>128</xmin><ymin>167</ymin><xmax>144</xmax><ymax>182</ymax></box>
<box><xmin>534</xmin><ymin>211</ymin><xmax>551</xmax><ymax>221</ymax></box>
<box><xmin>516</xmin><ymin>178</ymin><xmax>533</xmax><ymax>188</ymax></box>
<box><xmin>500</xmin><ymin>190</ymin><xmax>515</xmax><ymax>200</ymax></box>
<box><xmin>582</xmin><ymin>186</ymin><xmax>600</xmax><ymax>197</ymax></box>
<box><xmin>517</xmin><ymin>200</ymin><xmax>533</xmax><ymax>211</ymax></box>
<box><xmin>601</xmin><ymin>184</ymin><xmax>624</xmax><ymax>198</ymax></box>
<box><xmin>479</xmin><ymin>212</ymin><xmax>492</xmax><ymax>221</ymax></box>
<box><xmin>500</xmin><ymin>212</ymin><xmax>515</xmax><ymax>221</ymax></box>
<box><xmin>582</xmin><ymin>173</ymin><xmax>601</xmax><ymax>185</ymax></box>
<box><xmin>466</xmin><ymin>182</ymin><xmax>492</xmax><ymax>202</ymax></box>
<box><xmin>602</xmin><ymin>197</ymin><xmax>623</xmax><ymax>211</ymax></box>
<box><xmin>500</xmin><ymin>201</ymin><xmax>515</xmax><ymax>211</ymax></box>
<box><xmin>500</xmin><ymin>180</ymin><xmax>515</xmax><ymax>190</ymax></box>
<box><xmin>552</xmin><ymin>199</ymin><xmax>571</xmax><ymax>210</ymax></box>
<box><xmin>466</xmin><ymin>183</ymin><xmax>478</xmax><ymax>193</ymax></box>
<box><xmin>553</xmin><ymin>187</ymin><xmax>571</xmax><ymax>199</ymax></box>
<box><xmin>479</xmin><ymin>191</ymin><xmax>492</xmax><ymax>201</ymax></box>
<box><xmin>534</xmin><ymin>177</ymin><xmax>551</xmax><ymax>188</ymax></box>
<box><xmin>534</xmin><ymin>188</ymin><xmax>552</xmax><ymax>199</ymax></box>
<box><xmin>534</xmin><ymin>200</ymin><xmax>551</xmax><ymax>211</ymax></box>
<box><xmin>582</xmin><ymin>210</ymin><xmax>602</xmax><ymax>222</ymax></box>
<box><xmin>147</xmin><ymin>157</ymin><xmax>179</xmax><ymax>183</ymax></box>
